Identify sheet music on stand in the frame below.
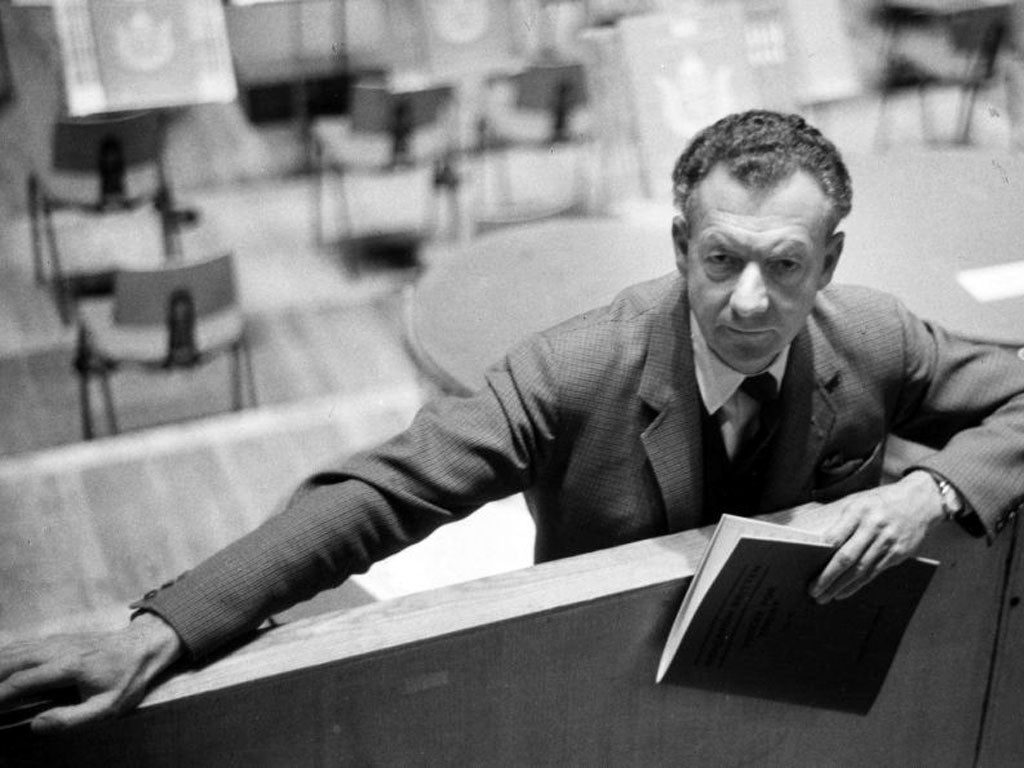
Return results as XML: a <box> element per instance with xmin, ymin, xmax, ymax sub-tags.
<box><xmin>52</xmin><ymin>0</ymin><xmax>236</xmax><ymax>116</ymax></box>
<box><xmin>618</xmin><ymin>6</ymin><xmax>760</xmax><ymax>198</ymax></box>
<box><xmin>417</xmin><ymin>0</ymin><xmax>520</xmax><ymax>76</ymax></box>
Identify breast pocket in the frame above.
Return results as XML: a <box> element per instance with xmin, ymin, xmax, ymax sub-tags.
<box><xmin>811</xmin><ymin>441</ymin><xmax>886</xmax><ymax>504</ymax></box>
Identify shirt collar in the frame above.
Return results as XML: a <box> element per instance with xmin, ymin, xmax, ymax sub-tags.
<box><xmin>690</xmin><ymin>312</ymin><xmax>789</xmax><ymax>415</ymax></box>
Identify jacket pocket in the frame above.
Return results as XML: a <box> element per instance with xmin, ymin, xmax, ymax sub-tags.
<box><xmin>811</xmin><ymin>441</ymin><xmax>885</xmax><ymax>503</ymax></box>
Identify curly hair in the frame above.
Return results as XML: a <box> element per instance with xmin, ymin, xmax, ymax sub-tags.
<box><xmin>671</xmin><ymin>110</ymin><xmax>852</xmax><ymax>229</ymax></box>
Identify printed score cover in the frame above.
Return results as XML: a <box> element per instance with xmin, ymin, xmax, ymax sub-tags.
<box><xmin>52</xmin><ymin>0</ymin><xmax>236</xmax><ymax>116</ymax></box>
<box><xmin>657</xmin><ymin>514</ymin><xmax>938</xmax><ymax>714</ymax></box>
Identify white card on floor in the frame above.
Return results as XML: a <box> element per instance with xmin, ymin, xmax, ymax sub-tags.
<box><xmin>956</xmin><ymin>261</ymin><xmax>1024</xmax><ymax>303</ymax></box>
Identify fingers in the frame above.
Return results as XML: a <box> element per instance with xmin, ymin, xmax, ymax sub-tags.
<box><xmin>0</xmin><ymin>662</ymin><xmax>86</xmax><ymax>733</ymax></box>
<box><xmin>810</xmin><ymin>520</ymin><xmax>875</xmax><ymax>603</ymax></box>
<box><xmin>0</xmin><ymin>639</ymin><xmax>51</xmax><ymax>679</ymax></box>
<box><xmin>810</xmin><ymin>490</ymin><xmax>925</xmax><ymax>603</ymax></box>
<box><xmin>0</xmin><ymin>657</ymin><xmax>40</xmax><ymax>696</ymax></box>
<box><xmin>0</xmin><ymin>623</ymin><xmax>180</xmax><ymax>733</ymax></box>
<box><xmin>0</xmin><ymin>658</ymin><xmax>77</xmax><ymax>707</ymax></box>
<box><xmin>821</xmin><ymin>507</ymin><xmax>860</xmax><ymax>551</ymax></box>
<box><xmin>0</xmin><ymin>658</ymin><xmax>125</xmax><ymax>733</ymax></box>
<box><xmin>818</xmin><ymin>535</ymin><xmax>903</xmax><ymax>603</ymax></box>
<box><xmin>33</xmin><ymin>691</ymin><xmax>117</xmax><ymax>734</ymax></box>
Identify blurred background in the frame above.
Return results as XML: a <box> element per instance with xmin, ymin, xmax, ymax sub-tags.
<box><xmin>1</xmin><ymin>0</ymin><xmax>1021</xmax><ymax>639</ymax></box>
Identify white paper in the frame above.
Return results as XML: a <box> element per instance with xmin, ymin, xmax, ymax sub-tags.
<box><xmin>956</xmin><ymin>261</ymin><xmax>1024</xmax><ymax>303</ymax></box>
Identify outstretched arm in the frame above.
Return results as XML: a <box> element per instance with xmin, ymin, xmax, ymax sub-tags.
<box><xmin>0</xmin><ymin>613</ymin><xmax>182</xmax><ymax>732</ymax></box>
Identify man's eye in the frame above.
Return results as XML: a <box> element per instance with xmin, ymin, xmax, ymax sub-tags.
<box><xmin>705</xmin><ymin>253</ymin><xmax>739</xmax><ymax>271</ymax></box>
<box><xmin>766</xmin><ymin>258</ymin><xmax>802</xmax><ymax>277</ymax></box>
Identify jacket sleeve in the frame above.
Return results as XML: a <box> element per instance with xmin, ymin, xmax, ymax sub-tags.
<box><xmin>136</xmin><ymin>335</ymin><xmax>562</xmax><ymax>659</ymax></box>
<box><xmin>890</xmin><ymin>299</ymin><xmax>1024</xmax><ymax>539</ymax></box>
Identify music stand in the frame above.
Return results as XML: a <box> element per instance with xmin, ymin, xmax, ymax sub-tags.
<box><xmin>49</xmin><ymin>0</ymin><xmax>237</xmax><ymax>253</ymax></box>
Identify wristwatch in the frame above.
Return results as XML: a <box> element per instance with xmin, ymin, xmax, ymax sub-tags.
<box><xmin>925</xmin><ymin>471</ymin><xmax>965</xmax><ymax>522</ymax></box>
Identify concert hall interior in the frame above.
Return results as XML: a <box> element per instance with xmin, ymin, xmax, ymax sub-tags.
<box><xmin>2</xmin><ymin>1</ymin><xmax>1024</xmax><ymax>765</ymax></box>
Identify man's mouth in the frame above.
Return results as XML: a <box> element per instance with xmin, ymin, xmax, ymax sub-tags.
<box><xmin>725</xmin><ymin>326</ymin><xmax>774</xmax><ymax>336</ymax></box>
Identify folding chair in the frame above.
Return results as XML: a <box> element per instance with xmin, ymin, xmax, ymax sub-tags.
<box><xmin>875</xmin><ymin>2</ymin><xmax>1009</xmax><ymax>148</ymax></box>
<box><xmin>471</xmin><ymin>61</ymin><xmax>592</xmax><ymax>230</ymax></box>
<box><xmin>74</xmin><ymin>252</ymin><xmax>256</xmax><ymax>439</ymax></box>
<box><xmin>310</xmin><ymin>78</ymin><xmax>459</xmax><ymax>269</ymax></box>
<box><xmin>28</xmin><ymin>110</ymin><xmax>199</xmax><ymax>323</ymax></box>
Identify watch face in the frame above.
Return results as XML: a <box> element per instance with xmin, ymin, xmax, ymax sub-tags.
<box><xmin>943</xmin><ymin>485</ymin><xmax>964</xmax><ymax>515</ymax></box>
<box><xmin>426</xmin><ymin>0</ymin><xmax>492</xmax><ymax>45</ymax></box>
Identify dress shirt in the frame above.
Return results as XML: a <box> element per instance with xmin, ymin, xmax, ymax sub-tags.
<box><xmin>690</xmin><ymin>312</ymin><xmax>789</xmax><ymax>459</ymax></box>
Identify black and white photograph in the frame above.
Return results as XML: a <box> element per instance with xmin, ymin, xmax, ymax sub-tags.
<box><xmin>1</xmin><ymin>0</ymin><xmax>1023</xmax><ymax>765</ymax></box>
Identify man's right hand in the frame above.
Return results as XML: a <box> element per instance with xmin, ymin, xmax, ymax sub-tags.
<box><xmin>0</xmin><ymin>612</ymin><xmax>183</xmax><ymax>733</ymax></box>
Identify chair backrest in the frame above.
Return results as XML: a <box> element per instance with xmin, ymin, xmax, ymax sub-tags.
<box><xmin>511</xmin><ymin>62</ymin><xmax>588</xmax><ymax>143</ymax></box>
<box><xmin>112</xmin><ymin>252</ymin><xmax>238</xmax><ymax>327</ymax></box>
<box><xmin>50</xmin><ymin>109</ymin><xmax>164</xmax><ymax>206</ymax></box>
<box><xmin>512</xmin><ymin>62</ymin><xmax>588</xmax><ymax>112</ymax></box>
<box><xmin>948</xmin><ymin>6</ymin><xmax>1009</xmax><ymax>78</ymax></box>
<box><xmin>52</xmin><ymin>110</ymin><xmax>163</xmax><ymax>173</ymax></box>
<box><xmin>349</xmin><ymin>81</ymin><xmax>455</xmax><ymax>134</ymax></box>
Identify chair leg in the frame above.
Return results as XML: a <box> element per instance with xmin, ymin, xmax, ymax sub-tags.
<box><xmin>337</xmin><ymin>169</ymin><xmax>353</xmax><ymax>244</ymax></box>
<box><xmin>231</xmin><ymin>337</ymin><xmax>258</xmax><ymax>410</ymax></box>
<box><xmin>496</xmin><ymin>147</ymin><xmax>515</xmax><ymax>206</ymax></box>
<box><xmin>470</xmin><ymin>151</ymin><xmax>489</xmax><ymax>227</ymax></box>
<box><xmin>27</xmin><ymin>175</ymin><xmax>46</xmax><ymax>286</ymax></box>
<box><xmin>917</xmin><ymin>84</ymin><xmax>936</xmax><ymax>145</ymax></box>
<box><xmin>40</xmin><ymin>197</ymin><xmax>76</xmax><ymax>325</ymax></box>
<box><xmin>445</xmin><ymin>174</ymin><xmax>463</xmax><ymax>242</ymax></box>
<box><xmin>312</xmin><ymin>137</ymin><xmax>326</xmax><ymax>250</ymax></box>
<box><xmin>75</xmin><ymin>325</ymin><xmax>96</xmax><ymax>440</ymax></box>
<box><xmin>571</xmin><ymin>142</ymin><xmax>592</xmax><ymax>211</ymax></box>
<box><xmin>78</xmin><ymin>368</ymin><xmax>95</xmax><ymax>441</ymax></box>
<box><xmin>230</xmin><ymin>342</ymin><xmax>244</xmax><ymax>411</ymax></box>
<box><xmin>955</xmin><ymin>81</ymin><xmax>983</xmax><ymax>146</ymax></box>
<box><xmin>99</xmin><ymin>368</ymin><xmax>119</xmax><ymax>435</ymax></box>
<box><xmin>243</xmin><ymin>336</ymin><xmax>258</xmax><ymax>408</ymax></box>
<box><xmin>313</xmin><ymin>133</ymin><xmax>356</xmax><ymax>252</ymax></box>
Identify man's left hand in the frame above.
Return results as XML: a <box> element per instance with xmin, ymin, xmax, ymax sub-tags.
<box><xmin>809</xmin><ymin>470</ymin><xmax>945</xmax><ymax>603</ymax></box>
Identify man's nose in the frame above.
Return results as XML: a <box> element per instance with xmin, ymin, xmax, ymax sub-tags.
<box><xmin>730</xmin><ymin>262</ymin><xmax>769</xmax><ymax>317</ymax></box>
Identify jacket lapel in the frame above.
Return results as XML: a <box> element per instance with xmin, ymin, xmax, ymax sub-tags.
<box><xmin>761</xmin><ymin>325</ymin><xmax>840</xmax><ymax>512</ymax></box>
<box><xmin>636</xmin><ymin>280</ymin><xmax>843</xmax><ymax>529</ymax></box>
<box><xmin>638</xmin><ymin>284</ymin><xmax>706</xmax><ymax>533</ymax></box>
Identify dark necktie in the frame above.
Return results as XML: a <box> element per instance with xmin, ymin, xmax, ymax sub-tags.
<box><xmin>740</xmin><ymin>372</ymin><xmax>777</xmax><ymax>404</ymax></box>
<box><xmin>736</xmin><ymin>372</ymin><xmax>780</xmax><ymax>464</ymax></box>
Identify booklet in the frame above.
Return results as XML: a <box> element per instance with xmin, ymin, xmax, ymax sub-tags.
<box><xmin>657</xmin><ymin>514</ymin><xmax>938</xmax><ymax>714</ymax></box>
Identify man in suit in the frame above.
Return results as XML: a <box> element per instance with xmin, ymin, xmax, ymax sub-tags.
<box><xmin>4</xmin><ymin>110</ymin><xmax>1024</xmax><ymax>730</ymax></box>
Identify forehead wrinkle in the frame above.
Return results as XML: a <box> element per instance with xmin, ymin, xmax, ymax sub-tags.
<box><xmin>689</xmin><ymin>167</ymin><xmax>835</xmax><ymax>243</ymax></box>
<box><xmin>697</xmin><ymin>222</ymin><xmax>815</xmax><ymax>256</ymax></box>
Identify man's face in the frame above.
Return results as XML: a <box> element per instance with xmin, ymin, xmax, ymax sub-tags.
<box><xmin>674</xmin><ymin>165</ymin><xmax>844</xmax><ymax>374</ymax></box>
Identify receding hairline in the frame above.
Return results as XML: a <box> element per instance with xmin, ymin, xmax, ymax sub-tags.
<box><xmin>680</xmin><ymin>162</ymin><xmax>847</xmax><ymax>234</ymax></box>
<box><xmin>671</xmin><ymin>111</ymin><xmax>853</xmax><ymax>231</ymax></box>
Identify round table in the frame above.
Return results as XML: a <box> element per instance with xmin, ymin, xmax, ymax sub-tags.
<box><xmin>408</xmin><ymin>218</ymin><xmax>673</xmax><ymax>393</ymax></box>
<box><xmin>409</xmin><ymin>153</ymin><xmax>1024</xmax><ymax>393</ymax></box>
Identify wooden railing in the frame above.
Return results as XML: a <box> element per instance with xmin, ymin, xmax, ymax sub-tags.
<box><xmin>5</xmin><ymin>504</ymin><xmax>1022</xmax><ymax>767</ymax></box>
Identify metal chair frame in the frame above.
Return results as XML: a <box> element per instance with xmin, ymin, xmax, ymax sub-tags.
<box><xmin>875</xmin><ymin>3</ymin><xmax>1010</xmax><ymax>148</ymax></box>
<box><xmin>28</xmin><ymin>110</ymin><xmax>198</xmax><ymax>324</ymax></box>
<box><xmin>74</xmin><ymin>253</ymin><xmax>256</xmax><ymax>440</ymax></box>
<box><xmin>471</xmin><ymin>61</ymin><xmax>592</xmax><ymax>228</ymax></box>
<box><xmin>311</xmin><ymin>80</ymin><xmax>461</xmax><ymax>258</ymax></box>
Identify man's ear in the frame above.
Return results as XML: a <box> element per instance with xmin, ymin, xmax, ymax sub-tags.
<box><xmin>818</xmin><ymin>230</ymin><xmax>844</xmax><ymax>288</ymax></box>
<box><xmin>672</xmin><ymin>215</ymin><xmax>689</xmax><ymax>274</ymax></box>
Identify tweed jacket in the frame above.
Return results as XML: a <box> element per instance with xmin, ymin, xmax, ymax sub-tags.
<box><xmin>143</xmin><ymin>274</ymin><xmax>1024</xmax><ymax>658</ymax></box>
